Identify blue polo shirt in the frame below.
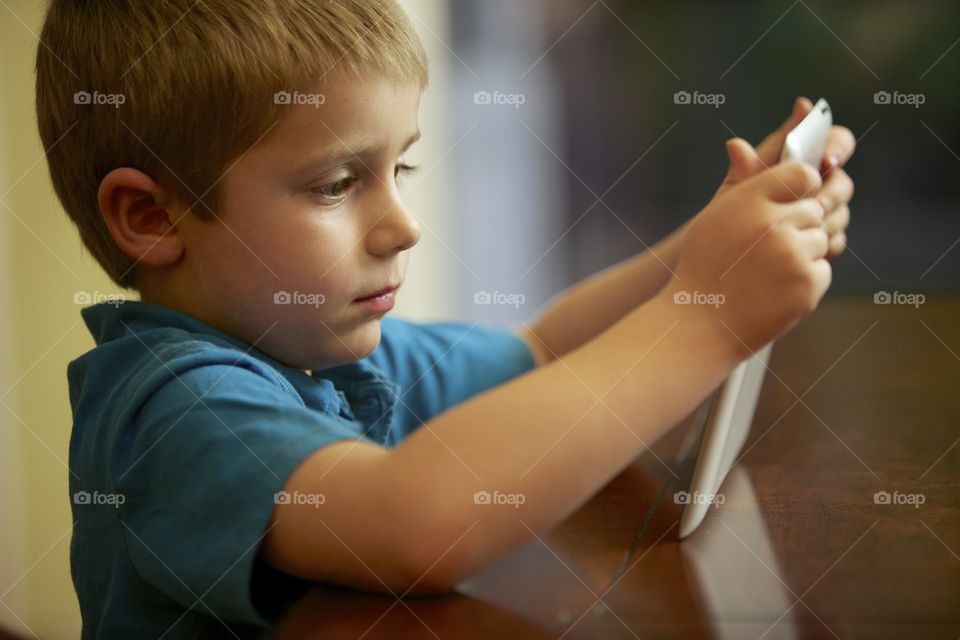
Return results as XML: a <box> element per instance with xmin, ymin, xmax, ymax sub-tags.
<box><xmin>67</xmin><ymin>301</ymin><xmax>536</xmax><ymax>638</ymax></box>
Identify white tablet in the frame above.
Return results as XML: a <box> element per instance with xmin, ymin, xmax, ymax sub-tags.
<box><xmin>677</xmin><ymin>98</ymin><xmax>832</xmax><ymax>540</ymax></box>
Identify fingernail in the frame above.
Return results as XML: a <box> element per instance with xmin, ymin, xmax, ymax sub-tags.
<box><xmin>828</xmin><ymin>154</ymin><xmax>839</xmax><ymax>167</ymax></box>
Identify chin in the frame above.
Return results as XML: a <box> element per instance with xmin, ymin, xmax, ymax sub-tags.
<box><xmin>342</xmin><ymin>318</ymin><xmax>384</xmax><ymax>360</ymax></box>
<box><xmin>303</xmin><ymin>318</ymin><xmax>384</xmax><ymax>370</ymax></box>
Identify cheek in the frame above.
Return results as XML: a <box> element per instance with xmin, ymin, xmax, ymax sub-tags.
<box><xmin>200</xmin><ymin>212</ymin><xmax>379</xmax><ymax>367</ymax></box>
<box><xmin>210</xmin><ymin>190</ymin><xmax>366</xmax><ymax>305</ymax></box>
<box><xmin>269</xmin><ymin>216</ymin><xmax>361</xmax><ymax>303</ymax></box>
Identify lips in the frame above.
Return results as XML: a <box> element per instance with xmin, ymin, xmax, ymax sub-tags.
<box><xmin>355</xmin><ymin>284</ymin><xmax>399</xmax><ymax>301</ymax></box>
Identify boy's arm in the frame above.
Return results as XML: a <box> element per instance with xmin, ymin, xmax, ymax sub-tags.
<box><xmin>261</xmin><ymin>287</ymin><xmax>740</xmax><ymax>593</ymax></box>
<box><xmin>516</xmin><ymin>221</ymin><xmax>689</xmax><ymax>365</ymax></box>
<box><xmin>261</xmin><ymin>159</ymin><xmax>831</xmax><ymax>595</ymax></box>
<box><xmin>518</xmin><ymin>97</ymin><xmax>857</xmax><ymax>367</ymax></box>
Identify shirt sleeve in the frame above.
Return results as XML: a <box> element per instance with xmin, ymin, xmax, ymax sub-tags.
<box><xmin>114</xmin><ymin>360</ymin><xmax>364</xmax><ymax>626</ymax></box>
<box><xmin>367</xmin><ymin>317</ymin><xmax>537</xmax><ymax>441</ymax></box>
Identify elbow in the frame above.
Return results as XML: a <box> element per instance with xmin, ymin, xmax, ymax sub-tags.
<box><xmin>514</xmin><ymin>322</ymin><xmax>555</xmax><ymax>367</ymax></box>
<box><xmin>394</xmin><ymin>533</ymin><xmax>473</xmax><ymax>595</ymax></box>
<box><xmin>378</xmin><ymin>457</ymin><xmax>499</xmax><ymax>594</ymax></box>
<box><xmin>390</xmin><ymin>503</ymin><xmax>486</xmax><ymax>594</ymax></box>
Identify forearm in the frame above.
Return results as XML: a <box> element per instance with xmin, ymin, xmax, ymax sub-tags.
<box><xmin>527</xmin><ymin>221</ymin><xmax>689</xmax><ymax>362</ymax></box>
<box><xmin>389</xmin><ymin>285</ymin><xmax>739</xmax><ymax>588</ymax></box>
<box><xmin>265</xmin><ymin>286</ymin><xmax>740</xmax><ymax>592</ymax></box>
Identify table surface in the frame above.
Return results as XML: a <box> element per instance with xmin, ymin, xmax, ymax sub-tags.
<box><xmin>274</xmin><ymin>293</ymin><xmax>960</xmax><ymax>640</ymax></box>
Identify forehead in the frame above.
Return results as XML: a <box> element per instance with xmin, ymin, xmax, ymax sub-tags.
<box><xmin>262</xmin><ymin>73</ymin><xmax>423</xmax><ymax>165</ymax></box>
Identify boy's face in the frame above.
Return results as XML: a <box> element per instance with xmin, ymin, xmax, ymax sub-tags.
<box><xmin>175</xmin><ymin>73</ymin><xmax>423</xmax><ymax>371</ymax></box>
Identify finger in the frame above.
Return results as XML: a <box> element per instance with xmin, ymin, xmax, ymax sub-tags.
<box><xmin>778</xmin><ymin>198</ymin><xmax>825</xmax><ymax>230</ymax></box>
<box><xmin>756</xmin><ymin>97</ymin><xmax>814</xmax><ymax>165</ymax></box>
<box><xmin>827</xmin><ymin>230</ymin><xmax>847</xmax><ymax>259</ymax></box>
<box><xmin>808</xmin><ymin>258</ymin><xmax>833</xmax><ymax>302</ymax></box>
<box><xmin>795</xmin><ymin>227</ymin><xmax>830</xmax><ymax>261</ymax></box>
<box><xmin>823</xmin><ymin>204</ymin><xmax>850</xmax><ymax>236</ymax></box>
<box><xmin>816</xmin><ymin>167</ymin><xmax>854</xmax><ymax>213</ymax></box>
<box><xmin>723</xmin><ymin>137</ymin><xmax>766</xmax><ymax>185</ymax></box>
<box><xmin>821</xmin><ymin>126</ymin><xmax>857</xmax><ymax>174</ymax></box>
<box><xmin>747</xmin><ymin>160</ymin><xmax>823</xmax><ymax>203</ymax></box>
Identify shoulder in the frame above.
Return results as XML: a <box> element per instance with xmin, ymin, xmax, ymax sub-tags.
<box><xmin>68</xmin><ymin>323</ymin><xmax>304</xmax><ymax>432</ymax></box>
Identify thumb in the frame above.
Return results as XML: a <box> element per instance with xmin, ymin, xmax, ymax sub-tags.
<box><xmin>723</xmin><ymin>137</ymin><xmax>765</xmax><ymax>185</ymax></box>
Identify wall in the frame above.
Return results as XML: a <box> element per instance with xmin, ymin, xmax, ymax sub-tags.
<box><xmin>1</xmin><ymin>1</ymin><xmax>117</xmax><ymax>635</ymax></box>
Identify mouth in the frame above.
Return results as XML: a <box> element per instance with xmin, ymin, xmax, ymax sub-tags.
<box><xmin>352</xmin><ymin>284</ymin><xmax>399</xmax><ymax>314</ymax></box>
<box><xmin>354</xmin><ymin>283</ymin><xmax>400</xmax><ymax>302</ymax></box>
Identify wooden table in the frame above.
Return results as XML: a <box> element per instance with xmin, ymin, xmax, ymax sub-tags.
<box><xmin>274</xmin><ymin>293</ymin><xmax>960</xmax><ymax>639</ymax></box>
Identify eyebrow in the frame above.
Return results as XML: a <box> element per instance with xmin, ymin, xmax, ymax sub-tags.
<box><xmin>300</xmin><ymin>130</ymin><xmax>421</xmax><ymax>176</ymax></box>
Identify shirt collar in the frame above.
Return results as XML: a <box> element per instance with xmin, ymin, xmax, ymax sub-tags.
<box><xmin>81</xmin><ymin>301</ymin><xmax>399</xmax><ymax>439</ymax></box>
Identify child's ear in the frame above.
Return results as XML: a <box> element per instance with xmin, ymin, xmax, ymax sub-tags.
<box><xmin>97</xmin><ymin>167</ymin><xmax>186</xmax><ymax>268</ymax></box>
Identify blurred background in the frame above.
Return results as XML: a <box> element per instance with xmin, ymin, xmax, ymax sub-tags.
<box><xmin>1</xmin><ymin>0</ymin><xmax>957</xmax><ymax>636</ymax></box>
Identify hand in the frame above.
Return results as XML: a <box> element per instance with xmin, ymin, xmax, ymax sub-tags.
<box><xmin>666</xmin><ymin>160</ymin><xmax>832</xmax><ymax>358</ymax></box>
<box><xmin>716</xmin><ymin>97</ymin><xmax>856</xmax><ymax>260</ymax></box>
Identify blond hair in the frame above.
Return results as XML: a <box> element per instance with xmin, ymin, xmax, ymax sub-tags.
<box><xmin>36</xmin><ymin>0</ymin><xmax>428</xmax><ymax>288</ymax></box>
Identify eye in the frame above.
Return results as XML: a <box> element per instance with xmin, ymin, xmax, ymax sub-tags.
<box><xmin>309</xmin><ymin>175</ymin><xmax>357</xmax><ymax>203</ymax></box>
<box><xmin>394</xmin><ymin>162</ymin><xmax>419</xmax><ymax>181</ymax></box>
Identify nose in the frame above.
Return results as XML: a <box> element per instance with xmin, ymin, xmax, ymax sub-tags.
<box><xmin>365</xmin><ymin>190</ymin><xmax>421</xmax><ymax>257</ymax></box>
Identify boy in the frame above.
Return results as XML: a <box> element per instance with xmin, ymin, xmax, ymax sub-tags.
<box><xmin>35</xmin><ymin>0</ymin><xmax>855</xmax><ymax>636</ymax></box>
